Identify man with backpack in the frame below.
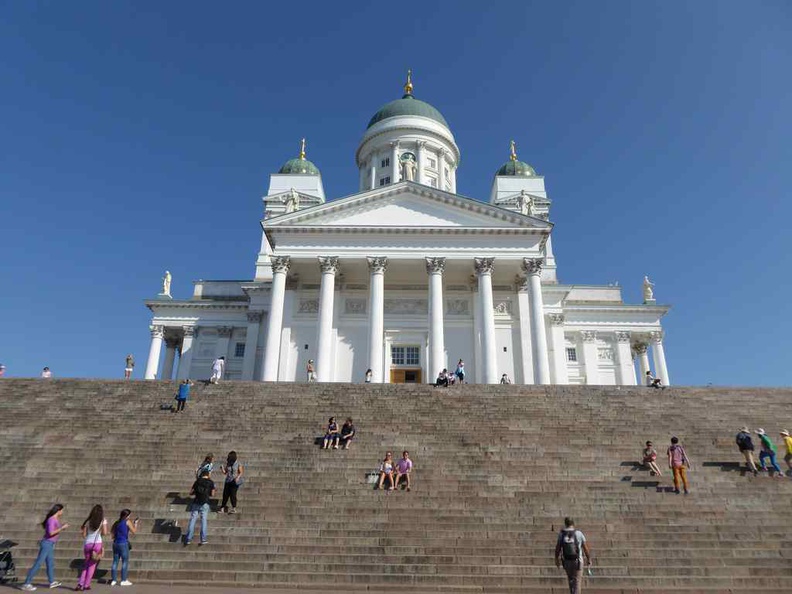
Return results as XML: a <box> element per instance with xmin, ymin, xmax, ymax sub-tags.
<box><xmin>185</xmin><ymin>469</ymin><xmax>216</xmax><ymax>546</ymax></box>
<box><xmin>736</xmin><ymin>426</ymin><xmax>758</xmax><ymax>476</ymax></box>
<box><xmin>555</xmin><ymin>517</ymin><xmax>592</xmax><ymax>594</ymax></box>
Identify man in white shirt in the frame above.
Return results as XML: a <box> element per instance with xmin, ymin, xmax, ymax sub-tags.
<box><xmin>210</xmin><ymin>357</ymin><xmax>225</xmax><ymax>384</ymax></box>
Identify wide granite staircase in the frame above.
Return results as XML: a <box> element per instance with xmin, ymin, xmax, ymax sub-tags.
<box><xmin>1</xmin><ymin>379</ymin><xmax>792</xmax><ymax>593</ymax></box>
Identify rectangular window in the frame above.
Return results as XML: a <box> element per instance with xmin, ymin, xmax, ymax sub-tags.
<box><xmin>235</xmin><ymin>343</ymin><xmax>246</xmax><ymax>358</ymax></box>
<box><xmin>566</xmin><ymin>348</ymin><xmax>577</xmax><ymax>362</ymax></box>
<box><xmin>445</xmin><ymin>168</ymin><xmax>450</xmax><ymax>179</ymax></box>
<box><xmin>429</xmin><ymin>177</ymin><xmax>437</xmax><ymax>188</ymax></box>
<box><xmin>428</xmin><ymin>158</ymin><xmax>436</xmax><ymax>169</ymax></box>
<box><xmin>381</xmin><ymin>158</ymin><xmax>390</xmax><ymax>168</ymax></box>
<box><xmin>391</xmin><ymin>346</ymin><xmax>420</xmax><ymax>366</ymax></box>
<box><xmin>391</xmin><ymin>347</ymin><xmax>405</xmax><ymax>365</ymax></box>
<box><xmin>379</xmin><ymin>176</ymin><xmax>391</xmax><ymax>186</ymax></box>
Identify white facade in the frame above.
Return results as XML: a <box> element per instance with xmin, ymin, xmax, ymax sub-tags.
<box><xmin>145</xmin><ymin>80</ymin><xmax>670</xmax><ymax>386</ymax></box>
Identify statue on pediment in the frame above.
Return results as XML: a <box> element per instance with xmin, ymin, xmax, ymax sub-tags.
<box><xmin>284</xmin><ymin>188</ymin><xmax>300</xmax><ymax>213</ymax></box>
<box><xmin>161</xmin><ymin>270</ymin><xmax>172</xmax><ymax>297</ymax></box>
<box><xmin>400</xmin><ymin>152</ymin><xmax>417</xmax><ymax>182</ymax></box>
<box><xmin>643</xmin><ymin>275</ymin><xmax>655</xmax><ymax>303</ymax></box>
<box><xmin>517</xmin><ymin>190</ymin><xmax>534</xmax><ymax>216</ymax></box>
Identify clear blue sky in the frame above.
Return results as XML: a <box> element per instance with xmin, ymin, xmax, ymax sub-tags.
<box><xmin>1</xmin><ymin>1</ymin><xmax>790</xmax><ymax>385</ymax></box>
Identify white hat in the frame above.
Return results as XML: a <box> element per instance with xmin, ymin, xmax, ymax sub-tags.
<box><xmin>740</xmin><ymin>426</ymin><xmax>750</xmax><ymax>433</ymax></box>
<box><xmin>755</xmin><ymin>428</ymin><xmax>766</xmax><ymax>435</ymax></box>
<box><xmin>781</xmin><ymin>430</ymin><xmax>790</xmax><ymax>437</ymax></box>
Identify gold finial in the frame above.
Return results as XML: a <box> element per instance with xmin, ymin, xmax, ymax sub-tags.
<box><xmin>403</xmin><ymin>69</ymin><xmax>413</xmax><ymax>96</ymax></box>
<box><xmin>509</xmin><ymin>140</ymin><xmax>517</xmax><ymax>161</ymax></box>
<box><xmin>299</xmin><ymin>138</ymin><xmax>306</xmax><ymax>160</ymax></box>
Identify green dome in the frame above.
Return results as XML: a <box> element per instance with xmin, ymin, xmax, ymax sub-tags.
<box><xmin>279</xmin><ymin>157</ymin><xmax>320</xmax><ymax>175</ymax></box>
<box><xmin>495</xmin><ymin>159</ymin><xmax>536</xmax><ymax>177</ymax></box>
<box><xmin>367</xmin><ymin>94</ymin><xmax>449</xmax><ymax>129</ymax></box>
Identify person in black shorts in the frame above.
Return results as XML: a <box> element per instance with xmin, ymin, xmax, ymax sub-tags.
<box><xmin>339</xmin><ymin>418</ymin><xmax>356</xmax><ymax>450</ymax></box>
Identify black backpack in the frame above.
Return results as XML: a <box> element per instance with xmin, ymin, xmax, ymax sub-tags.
<box><xmin>736</xmin><ymin>432</ymin><xmax>751</xmax><ymax>450</ymax></box>
<box><xmin>193</xmin><ymin>479</ymin><xmax>211</xmax><ymax>502</ymax></box>
<box><xmin>561</xmin><ymin>529</ymin><xmax>579</xmax><ymax>561</ymax></box>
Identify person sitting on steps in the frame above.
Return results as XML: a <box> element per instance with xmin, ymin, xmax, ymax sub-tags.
<box><xmin>339</xmin><ymin>418</ymin><xmax>356</xmax><ymax>449</ymax></box>
<box><xmin>322</xmin><ymin>417</ymin><xmax>340</xmax><ymax>449</ymax></box>
<box><xmin>377</xmin><ymin>451</ymin><xmax>395</xmax><ymax>491</ymax></box>
<box><xmin>394</xmin><ymin>451</ymin><xmax>413</xmax><ymax>492</ymax></box>
<box><xmin>500</xmin><ymin>373</ymin><xmax>511</xmax><ymax>384</ymax></box>
<box><xmin>645</xmin><ymin>371</ymin><xmax>663</xmax><ymax>389</ymax></box>
<box><xmin>435</xmin><ymin>369</ymin><xmax>449</xmax><ymax>387</ymax></box>
<box><xmin>642</xmin><ymin>441</ymin><xmax>662</xmax><ymax>476</ymax></box>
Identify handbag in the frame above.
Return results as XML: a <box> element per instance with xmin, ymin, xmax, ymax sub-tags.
<box><xmin>89</xmin><ymin>522</ymin><xmax>103</xmax><ymax>562</ymax></box>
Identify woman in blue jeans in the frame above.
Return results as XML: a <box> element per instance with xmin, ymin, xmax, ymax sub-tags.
<box><xmin>110</xmin><ymin>509</ymin><xmax>139</xmax><ymax>586</ymax></box>
<box><xmin>21</xmin><ymin>504</ymin><xmax>70</xmax><ymax>590</ymax></box>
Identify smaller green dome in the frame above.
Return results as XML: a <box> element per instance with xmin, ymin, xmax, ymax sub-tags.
<box><xmin>496</xmin><ymin>159</ymin><xmax>536</xmax><ymax>177</ymax></box>
<box><xmin>279</xmin><ymin>157</ymin><xmax>320</xmax><ymax>175</ymax></box>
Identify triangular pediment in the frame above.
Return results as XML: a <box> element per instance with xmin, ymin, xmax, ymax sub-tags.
<box><xmin>264</xmin><ymin>182</ymin><xmax>551</xmax><ymax>230</ymax></box>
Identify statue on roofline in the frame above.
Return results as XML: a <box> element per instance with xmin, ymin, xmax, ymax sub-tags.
<box><xmin>643</xmin><ymin>275</ymin><xmax>655</xmax><ymax>303</ymax></box>
<box><xmin>162</xmin><ymin>270</ymin><xmax>172</xmax><ymax>297</ymax></box>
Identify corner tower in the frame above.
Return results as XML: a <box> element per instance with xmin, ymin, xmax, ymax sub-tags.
<box><xmin>356</xmin><ymin>71</ymin><xmax>460</xmax><ymax>193</ymax></box>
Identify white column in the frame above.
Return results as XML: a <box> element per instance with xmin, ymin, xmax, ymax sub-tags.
<box><xmin>161</xmin><ymin>337</ymin><xmax>178</xmax><ymax>380</ymax></box>
<box><xmin>522</xmin><ymin>258</ymin><xmax>551</xmax><ymax>384</ymax></box>
<box><xmin>548</xmin><ymin>314</ymin><xmax>568</xmax><ymax>385</ymax></box>
<box><xmin>216</xmin><ymin>326</ymin><xmax>232</xmax><ymax>361</ymax></box>
<box><xmin>580</xmin><ymin>331</ymin><xmax>600</xmax><ymax>385</ymax></box>
<box><xmin>316</xmin><ymin>256</ymin><xmax>339</xmax><ymax>382</ymax></box>
<box><xmin>634</xmin><ymin>342</ymin><xmax>650</xmax><ymax>385</ymax></box>
<box><xmin>370</xmin><ymin>155</ymin><xmax>377</xmax><ymax>190</ymax></box>
<box><xmin>367</xmin><ymin>257</ymin><xmax>387</xmax><ymax>383</ymax></box>
<box><xmin>475</xmin><ymin>257</ymin><xmax>497</xmax><ymax>384</ymax></box>
<box><xmin>426</xmin><ymin>257</ymin><xmax>446</xmax><ymax>380</ymax></box>
<box><xmin>515</xmin><ymin>282</ymin><xmax>535</xmax><ymax>385</ymax></box>
<box><xmin>450</xmin><ymin>164</ymin><xmax>457</xmax><ymax>193</ymax></box>
<box><xmin>438</xmin><ymin>149</ymin><xmax>446</xmax><ymax>190</ymax></box>
<box><xmin>615</xmin><ymin>331</ymin><xmax>635</xmax><ymax>386</ymax></box>
<box><xmin>262</xmin><ymin>256</ymin><xmax>290</xmax><ymax>381</ymax></box>
<box><xmin>242</xmin><ymin>312</ymin><xmax>262</xmax><ymax>380</ymax></box>
<box><xmin>176</xmin><ymin>326</ymin><xmax>196</xmax><ymax>380</ymax></box>
<box><xmin>391</xmin><ymin>141</ymin><xmax>400</xmax><ymax>183</ymax></box>
<box><xmin>144</xmin><ymin>325</ymin><xmax>164</xmax><ymax>380</ymax></box>
<box><xmin>416</xmin><ymin>141</ymin><xmax>426</xmax><ymax>185</ymax></box>
<box><xmin>650</xmin><ymin>331</ymin><xmax>670</xmax><ymax>386</ymax></box>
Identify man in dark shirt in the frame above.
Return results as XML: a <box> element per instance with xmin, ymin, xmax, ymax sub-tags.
<box><xmin>339</xmin><ymin>418</ymin><xmax>356</xmax><ymax>450</ymax></box>
<box><xmin>185</xmin><ymin>470</ymin><xmax>215</xmax><ymax>546</ymax></box>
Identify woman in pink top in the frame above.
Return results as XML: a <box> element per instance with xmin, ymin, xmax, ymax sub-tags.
<box><xmin>21</xmin><ymin>504</ymin><xmax>70</xmax><ymax>590</ymax></box>
<box><xmin>77</xmin><ymin>504</ymin><xmax>108</xmax><ymax>591</ymax></box>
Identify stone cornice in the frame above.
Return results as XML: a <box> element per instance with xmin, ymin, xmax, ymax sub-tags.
<box><xmin>146</xmin><ymin>300</ymin><xmax>249</xmax><ymax>312</ymax></box>
<box><xmin>269</xmin><ymin>226</ymin><xmax>549</xmax><ymax>236</ymax></box>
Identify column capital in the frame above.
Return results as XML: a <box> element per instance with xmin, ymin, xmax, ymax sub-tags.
<box><xmin>271</xmin><ymin>256</ymin><xmax>291</xmax><ymax>274</ymax></box>
<box><xmin>632</xmin><ymin>342</ymin><xmax>648</xmax><ymax>355</ymax></box>
<box><xmin>615</xmin><ymin>331</ymin><xmax>631</xmax><ymax>343</ymax></box>
<box><xmin>425</xmin><ymin>256</ymin><xmax>446</xmax><ymax>275</ymax></box>
<box><xmin>416</xmin><ymin>140</ymin><xmax>426</xmax><ymax>149</ymax></box>
<box><xmin>367</xmin><ymin>256</ymin><xmax>388</xmax><ymax>274</ymax></box>
<box><xmin>217</xmin><ymin>326</ymin><xmax>233</xmax><ymax>338</ymax></box>
<box><xmin>183</xmin><ymin>325</ymin><xmax>197</xmax><ymax>338</ymax></box>
<box><xmin>150</xmin><ymin>325</ymin><xmax>164</xmax><ymax>338</ymax></box>
<box><xmin>474</xmin><ymin>257</ymin><xmax>495</xmax><ymax>276</ymax></box>
<box><xmin>549</xmin><ymin>313</ymin><xmax>565</xmax><ymax>326</ymax></box>
<box><xmin>581</xmin><ymin>330</ymin><xmax>597</xmax><ymax>343</ymax></box>
<box><xmin>649</xmin><ymin>331</ymin><xmax>664</xmax><ymax>344</ymax></box>
<box><xmin>318</xmin><ymin>256</ymin><xmax>340</xmax><ymax>274</ymax></box>
<box><xmin>247</xmin><ymin>311</ymin><xmax>263</xmax><ymax>324</ymax></box>
<box><xmin>522</xmin><ymin>257</ymin><xmax>544</xmax><ymax>276</ymax></box>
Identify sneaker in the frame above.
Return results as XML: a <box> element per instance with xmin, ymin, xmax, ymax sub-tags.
<box><xmin>229</xmin><ymin>508</ymin><xmax>237</xmax><ymax>514</ymax></box>
<box><xmin>110</xmin><ymin>582</ymin><xmax>118</xmax><ymax>587</ymax></box>
<box><xmin>684</xmin><ymin>489</ymin><xmax>689</xmax><ymax>495</ymax></box>
<box><xmin>333</xmin><ymin>445</ymin><xmax>338</xmax><ymax>449</ymax></box>
<box><xmin>119</xmin><ymin>581</ymin><xmax>133</xmax><ymax>586</ymax></box>
<box><xmin>199</xmin><ymin>541</ymin><xmax>208</xmax><ymax>546</ymax></box>
<box><xmin>20</xmin><ymin>585</ymin><xmax>36</xmax><ymax>591</ymax></box>
<box><xmin>184</xmin><ymin>540</ymin><xmax>191</xmax><ymax>546</ymax></box>
<box><xmin>674</xmin><ymin>488</ymin><xmax>680</xmax><ymax>494</ymax></box>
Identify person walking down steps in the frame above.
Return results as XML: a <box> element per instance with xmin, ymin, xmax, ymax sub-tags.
<box><xmin>20</xmin><ymin>504</ymin><xmax>70</xmax><ymax>591</ymax></box>
<box><xmin>210</xmin><ymin>357</ymin><xmax>225</xmax><ymax>384</ymax></box>
<box><xmin>555</xmin><ymin>517</ymin><xmax>592</xmax><ymax>594</ymax></box>
<box><xmin>667</xmin><ymin>436</ymin><xmax>692</xmax><ymax>494</ymax></box>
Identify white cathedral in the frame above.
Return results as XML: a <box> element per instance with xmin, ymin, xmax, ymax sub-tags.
<box><xmin>144</xmin><ymin>74</ymin><xmax>670</xmax><ymax>386</ymax></box>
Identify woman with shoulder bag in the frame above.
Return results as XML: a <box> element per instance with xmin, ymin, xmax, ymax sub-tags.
<box><xmin>219</xmin><ymin>451</ymin><xmax>244</xmax><ymax>514</ymax></box>
<box><xmin>110</xmin><ymin>509</ymin><xmax>139</xmax><ymax>586</ymax></box>
<box><xmin>77</xmin><ymin>504</ymin><xmax>108</xmax><ymax>591</ymax></box>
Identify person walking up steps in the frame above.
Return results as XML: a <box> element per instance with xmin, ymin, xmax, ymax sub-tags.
<box><xmin>219</xmin><ymin>451</ymin><xmax>244</xmax><ymax>513</ymax></box>
<box><xmin>555</xmin><ymin>517</ymin><xmax>592</xmax><ymax>594</ymax></box>
<box><xmin>454</xmin><ymin>359</ymin><xmax>465</xmax><ymax>384</ymax></box>
<box><xmin>756</xmin><ymin>428</ymin><xmax>783</xmax><ymax>477</ymax></box>
<box><xmin>110</xmin><ymin>509</ymin><xmax>139</xmax><ymax>586</ymax></box>
<box><xmin>781</xmin><ymin>430</ymin><xmax>792</xmax><ymax>476</ymax></box>
<box><xmin>76</xmin><ymin>505</ymin><xmax>108</xmax><ymax>591</ymax></box>
<box><xmin>736</xmin><ymin>426</ymin><xmax>758</xmax><ymax>476</ymax></box>
<box><xmin>185</xmin><ymin>470</ymin><xmax>215</xmax><ymax>545</ymax></box>
<box><xmin>667</xmin><ymin>436</ymin><xmax>692</xmax><ymax>494</ymax></box>
<box><xmin>124</xmin><ymin>354</ymin><xmax>134</xmax><ymax>380</ymax></box>
<box><xmin>175</xmin><ymin>379</ymin><xmax>193</xmax><ymax>413</ymax></box>
<box><xmin>20</xmin><ymin>504</ymin><xmax>70</xmax><ymax>591</ymax></box>
<box><xmin>306</xmin><ymin>360</ymin><xmax>316</xmax><ymax>382</ymax></box>
<box><xmin>210</xmin><ymin>357</ymin><xmax>225</xmax><ymax>384</ymax></box>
